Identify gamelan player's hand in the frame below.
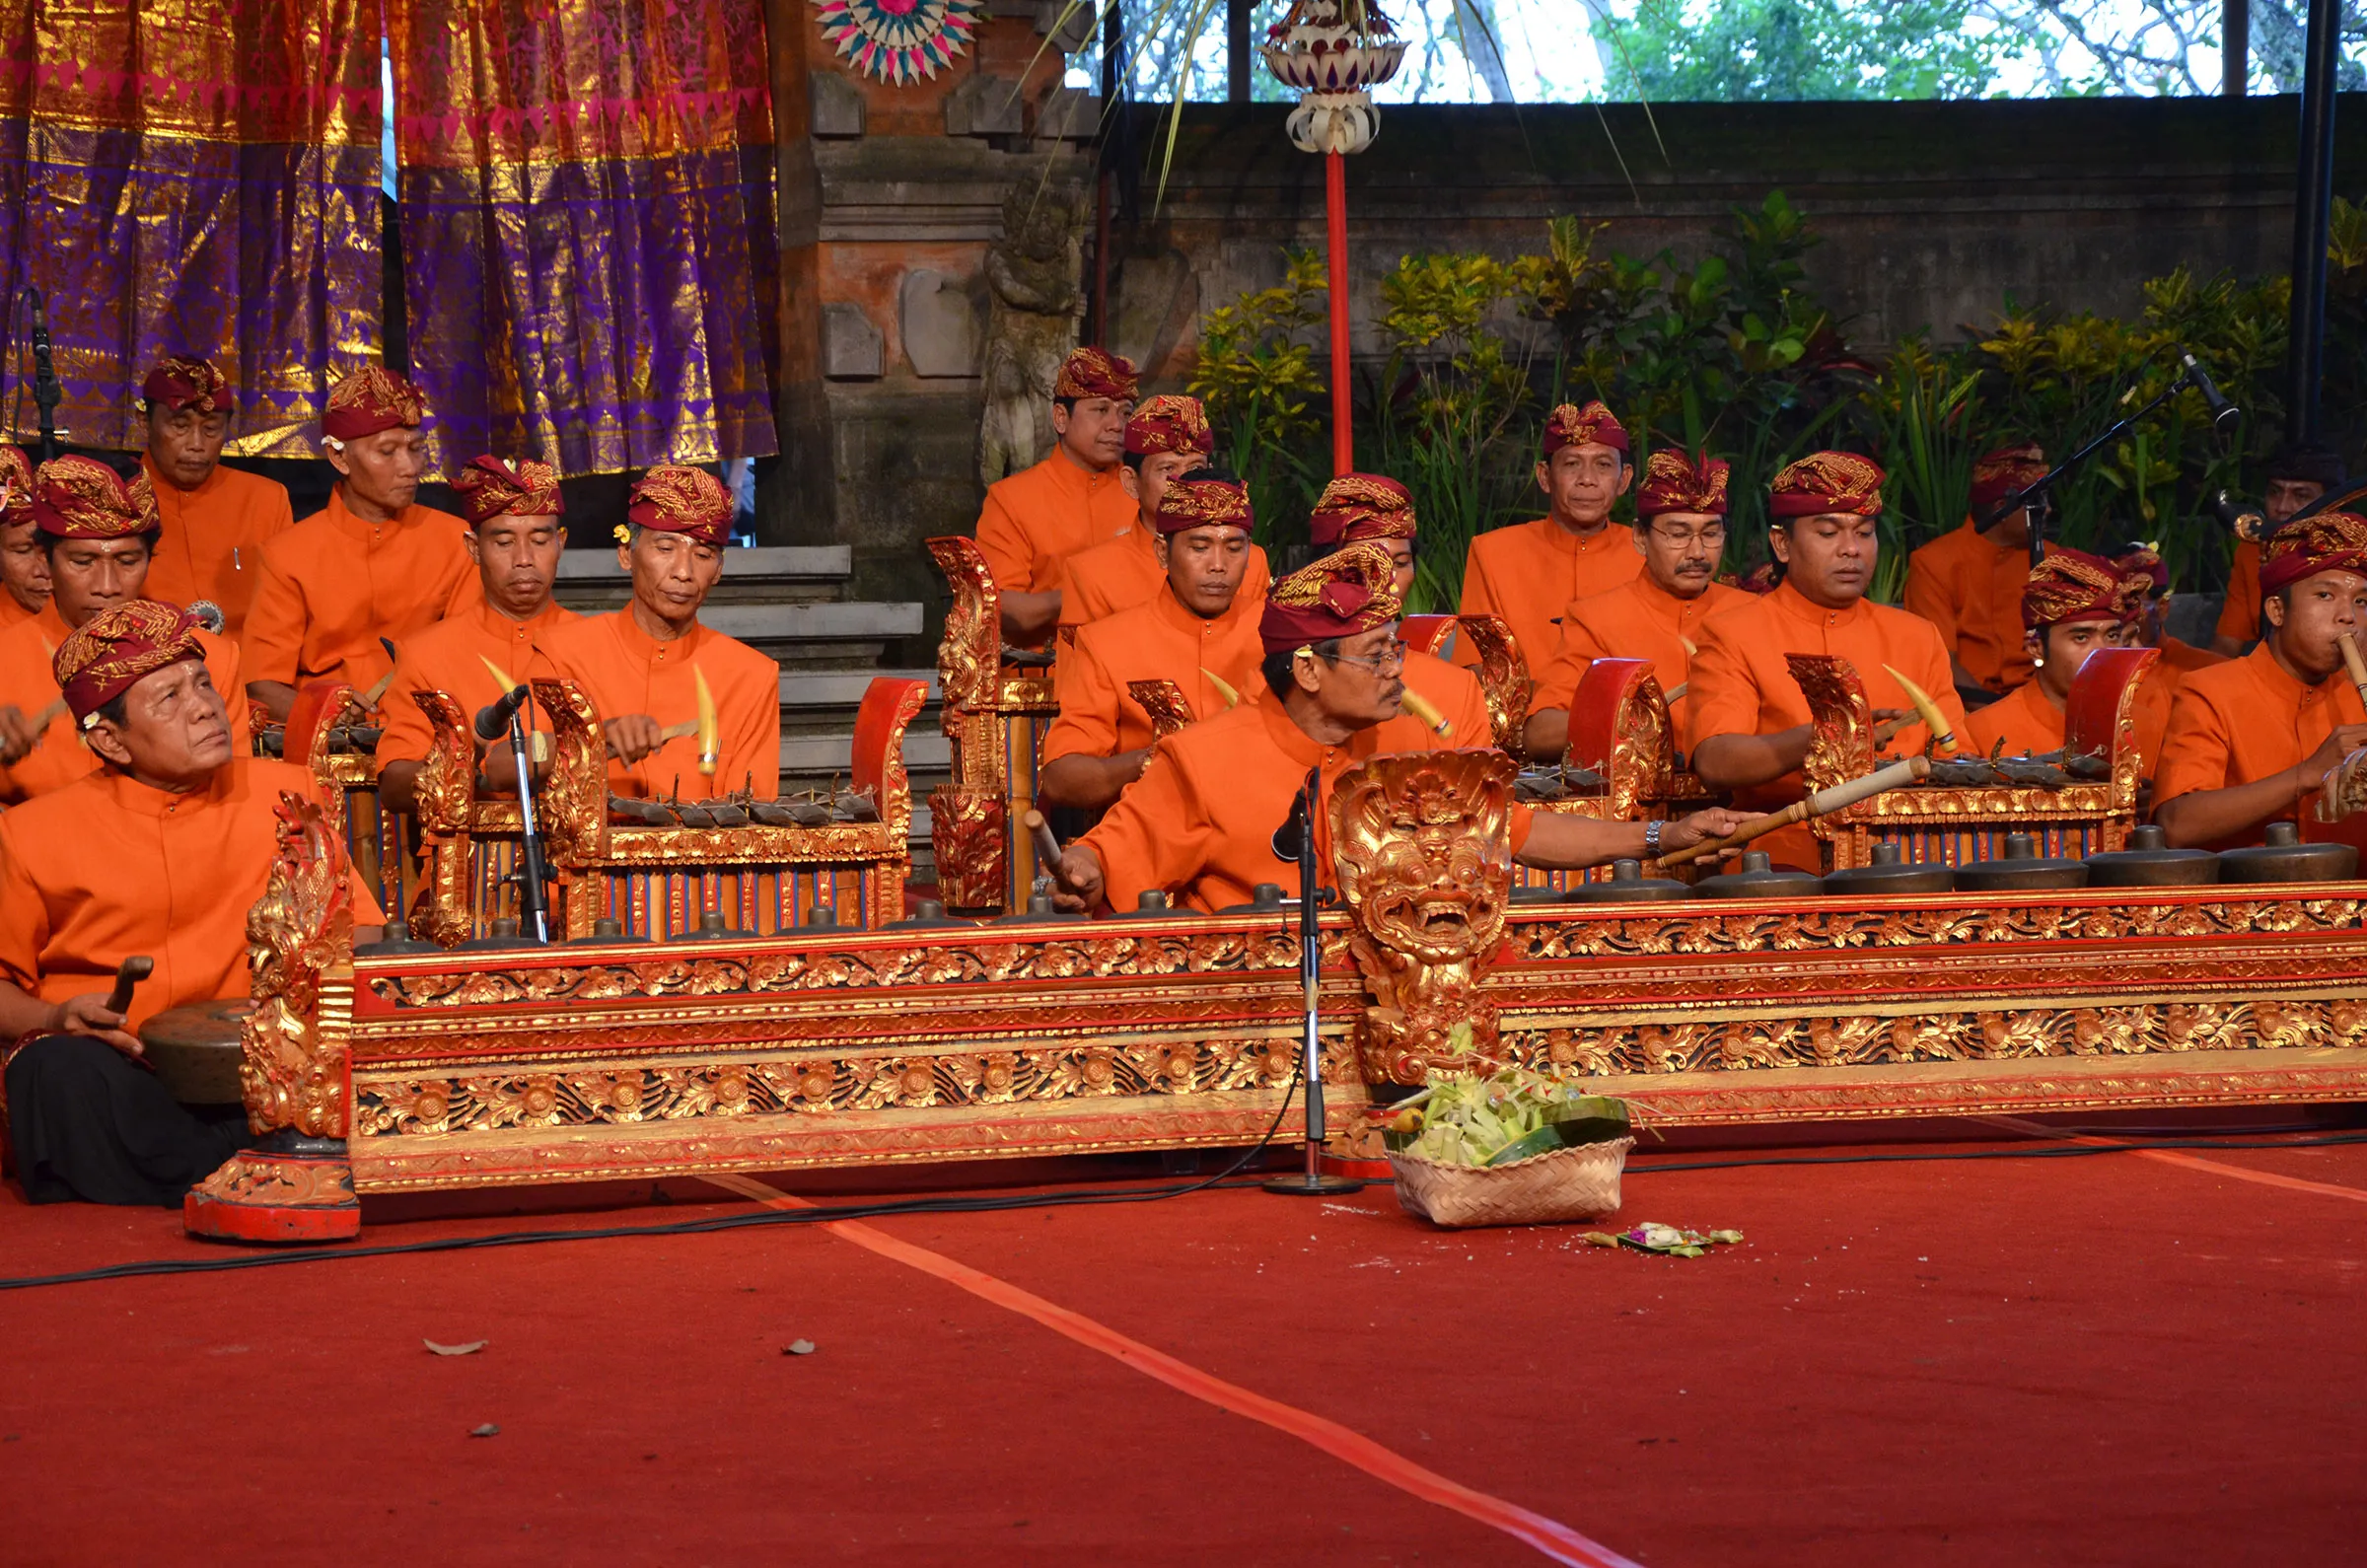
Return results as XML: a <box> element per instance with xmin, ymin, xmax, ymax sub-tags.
<box><xmin>0</xmin><ymin>703</ymin><xmax>36</xmax><ymax>765</ymax></box>
<box><xmin>1662</xmin><ymin>806</ymin><xmax>1757</xmax><ymax>855</ymax></box>
<box><xmin>603</xmin><ymin>714</ymin><xmax>667</xmax><ymax>767</ymax></box>
<box><xmin>50</xmin><ymin>992</ymin><xmax>145</xmax><ymax>1058</ymax></box>
<box><xmin>1050</xmin><ymin>844</ymin><xmax>1106</xmax><ymax>913</ymax></box>
<box><xmin>2298</xmin><ymin>722</ymin><xmax>2367</xmax><ymax>792</ymax></box>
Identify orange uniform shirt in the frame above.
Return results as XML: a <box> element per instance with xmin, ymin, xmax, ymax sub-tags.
<box><xmin>0</xmin><ymin>757</ymin><xmax>384</xmax><ymax>1033</ymax></box>
<box><xmin>0</xmin><ymin>604</ymin><xmax>249</xmax><ymax>805</ymax></box>
<box><xmin>1687</xmin><ymin>580</ymin><xmax>1968</xmax><ymax>871</ymax></box>
<box><xmin>374</xmin><ymin>599</ymin><xmax>582</xmax><ymax>769</ymax></box>
<box><xmin>242</xmin><ymin>488</ymin><xmax>479</xmax><ymax>695</ymax></box>
<box><xmin>0</xmin><ymin>594</ymin><xmax>34</xmax><ymax>634</ymax></box>
<box><xmin>546</xmin><ymin>609</ymin><xmax>781</xmax><ymax>800</ymax></box>
<box><xmin>1080</xmin><ymin>676</ymin><xmax>1518</xmax><ymax>915</ymax></box>
<box><xmin>1041</xmin><ymin>586</ymin><xmax>1266</xmax><ymax>764</ymax></box>
<box><xmin>1532</xmin><ymin>574</ymin><xmax>1745</xmax><ymax>734</ymax></box>
<box><xmin>1965</xmin><ymin>658</ymin><xmax>2177</xmax><ymax>778</ymax></box>
<box><xmin>974</xmin><ymin>452</ymin><xmax>1136</xmax><ymax>594</ymax></box>
<box><xmin>1055</xmin><ymin>526</ymin><xmax>1274</xmax><ymax>631</ymax></box>
<box><xmin>140</xmin><ymin>456</ymin><xmax>295</xmax><ymax>639</ymax></box>
<box><xmin>2153</xmin><ymin>643</ymin><xmax>2367</xmax><ymax>851</ymax></box>
<box><xmin>1903</xmin><ymin>519</ymin><xmax>2047</xmax><ymax>694</ymax></box>
<box><xmin>2215</xmin><ymin>541</ymin><xmax>2262</xmax><ymax>647</ymax></box>
<box><xmin>1459</xmin><ymin>519</ymin><xmax>1643</xmax><ymax>677</ymax></box>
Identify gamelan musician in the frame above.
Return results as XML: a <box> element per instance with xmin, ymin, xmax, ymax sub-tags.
<box><xmin>1686</xmin><ymin>453</ymin><xmax>1966</xmax><ymax>872</ymax></box>
<box><xmin>539</xmin><ymin>465</ymin><xmax>780</xmax><ymax>801</ymax></box>
<box><xmin>0</xmin><ymin>602</ymin><xmax>383</xmax><ymax>1205</ymax></box>
<box><xmin>1037</xmin><ymin>472</ymin><xmax>1266</xmax><ymax>815</ymax></box>
<box><xmin>1054</xmin><ymin>394</ymin><xmax>1270</xmax><ymax>633</ymax></box>
<box><xmin>1458</xmin><ymin>399</ymin><xmax>1641</xmax><ymax>673</ymax></box>
<box><xmin>2154</xmin><ymin>512</ymin><xmax>2367</xmax><ymax>852</ymax></box>
<box><xmin>1963</xmin><ymin>547</ymin><xmax>2167</xmax><ymax>775</ymax></box>
<box><xmin>974</xmin><ymin>346</ymin><xmax>1139</xmax><ymax>647</ymax></box>
<box><xmin>375</xmin><ymin>456</ymin><xmax>579</xmax><ymax>813</ymax></box>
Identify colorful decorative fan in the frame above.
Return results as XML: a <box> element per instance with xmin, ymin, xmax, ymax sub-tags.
<box><xmin>814</xmin><ymin>0</ymin><xmax>983</xmax><ymax>85</ymax></box>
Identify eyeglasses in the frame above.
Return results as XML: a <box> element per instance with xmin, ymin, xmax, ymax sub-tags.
<box><xmin>1647</xmin><ymin>524</ymin><xmax>1727</xmax><ymax>546</ymax></box>
<box><xmin>1303</xmin><ymin>639</ymin><xmax>1409</xmax><ymax>675</ymax></box>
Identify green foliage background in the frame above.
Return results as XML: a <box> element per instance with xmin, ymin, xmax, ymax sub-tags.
<box><xmin>1191</xmin><ymin>191</ymin><xmax>2365</xmax><ymax>613</ymax></box>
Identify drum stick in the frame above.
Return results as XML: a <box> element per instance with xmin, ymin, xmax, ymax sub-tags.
<box><xmin>1399</xmin><ymin>686</ymin><xmax>1452</xmax><ymax>738</ymax></box>
<box><xmin>1663</xmin><ymin>681</ymin><xmax>1686</xmax><ymax>704</ymax></box>
<box><xmin>105</xmin><ymin>955</ymin><xmax>154</xmax><ymax>1017</ymax></box>
<box><xmin>1653</xmin><ymin>755</ymin><xmax>1931</xmax><ymax>870</ymax></box>
<box><xmin>29</xmin><ymin>695</ymin><xmax>66</xmax><ymax>732</ymax></box>
<box><xmin>2338</xmin><ymin>632</ymin><xmax>2367</xmax><ymax>713</ymax></box>
<box><xmin>1024</xmin><ymin>809</ymin><xmax>1062</xmax><ymax>870</ymax></box>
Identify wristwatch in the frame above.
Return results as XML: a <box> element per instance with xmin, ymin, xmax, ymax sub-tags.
<box><xmin>1644</xmin><ymin>820</ymin><xmax>1664</xmax><ymax>857</ymax></box>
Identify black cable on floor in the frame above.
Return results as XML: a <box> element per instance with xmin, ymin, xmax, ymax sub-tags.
<box><xmin>4</xmin><ymin>1117</ymin><xmax>2358</xmax><ymax>1295</ymax></box>
<box><xmin>0</xmin><ymin>1070</ymin><xmax>1304</xmax><ymax>1293</ymax></box>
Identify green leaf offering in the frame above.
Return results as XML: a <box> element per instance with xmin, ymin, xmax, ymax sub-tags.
<box><xmin>1386</xmin><ymin>1067</ymin><xmax>1629</xmax><ymax>1168</ymax></box>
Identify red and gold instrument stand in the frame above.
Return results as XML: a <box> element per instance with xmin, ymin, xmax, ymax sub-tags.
<box><xmin>184</xmin><ymin>751</ymin><xmax>2367</xmax><ymax>1243</ymax></box>
<box><xmin>927</xmin><ymin>536</ymin><xmax>1059</xmax><ymax>912</ymax></box>
<box><xmin>401</xmin><ymin>676</ymin><xmax>928</xmax><ymax>943</ymax></box>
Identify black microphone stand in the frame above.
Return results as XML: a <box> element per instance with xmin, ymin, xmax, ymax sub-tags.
<box><xmin>24</xmin><ymin>287</ymin><xmax>61</xmax><ymax>462</ymax></box>
<box><xmin>504</xmin><ymin>704</ymin><xmax>554</xmax><ymax>944</ymax></box>
<box><xmin>1264</xmin><ymin>767</ymin><xmax>1363</xmax><ymax>1198</ymax></box>
<box><xmin>1975</xmin><ymin>351</ymin><xmax>2232</xmax><ymax>567</ymax></box>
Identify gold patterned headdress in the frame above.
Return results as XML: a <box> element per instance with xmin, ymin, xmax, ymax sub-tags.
<box><xmin>54</xmin><ymin>599</ymin><xmax>205</xmax><ymax>724</ymax></box>
<box><xmin>1053</xmin><ymin>346</ymin><xmax>1139</xmax><ymax>402</ymax></box>
<box><xmin>323</xmin><ymin>366</ymin><xmax>428</xmax><ymax>442</ymax></box>
<box><xmin>1768</xmin><ymin>452</ymin><xmax>1885</xmax><ymax>519</ymax></box>
<box><xmin>626</xmin><ymin>464</ymin><xmax>734</xmax><ymax>546</ymax></box>
<box><xmin>454</xmin><ymin>456</ymin><xmax>565</xmax><ymax>526</ymax></box>
<box><xmin>1259</xmin><ymin>540</ymin><xmax>1403</xmax><ymax>655</ymax></box>
<box><xmin>31</xmin><ymin>455</ymin><xmax>157</xmax><ymax>539</ymax></box>
<box><xmin>1309</xmin><ymin>472</ymin><xmax>1416</xmax><ymax>546</ymax></box>
<box><xmin>2021</xmin><ymin>547</ymin><xmax>2130</xmax><ymax>630</ymax></box>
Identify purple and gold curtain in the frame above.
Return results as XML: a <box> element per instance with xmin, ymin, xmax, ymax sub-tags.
<box><xmin>0</xmin><ymin>0</ymin><xmax>383</xmax><ymax>456</ymax></box>
<box><xmin>391</xmin><ymin>0</ymin><xmax>779</xmax><ymax>474</ymax></box>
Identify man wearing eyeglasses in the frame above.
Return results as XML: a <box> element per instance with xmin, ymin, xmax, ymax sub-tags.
<box><xmin>1525</xmin><ymin>450</ymin><xmax>1744</xmax><ymax>761</ymax></box>
<box><xmin>1052</xmin><ymin>542</ymin><xmax>1748</xmax><ymax>914</ymax></box>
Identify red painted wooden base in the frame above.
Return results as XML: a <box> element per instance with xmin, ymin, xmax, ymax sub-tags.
<box><xmin>183</xmin><ymin>1148</ymin><xmax>362</xmax><ymax>1244</ymax></box>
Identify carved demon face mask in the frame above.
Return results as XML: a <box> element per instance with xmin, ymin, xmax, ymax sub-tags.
<box><xmin>1332</xmin><ymin>752</ymin><xmax>1515</xmax><ymax>964</ymax></box>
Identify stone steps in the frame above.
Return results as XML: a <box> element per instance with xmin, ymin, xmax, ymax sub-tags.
<box><xmin>553</xmin><ymin>545</ymin><xmax>855</xmax><ymax>607</ymax></box>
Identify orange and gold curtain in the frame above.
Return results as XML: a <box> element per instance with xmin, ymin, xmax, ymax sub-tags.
<box><xmin>0</xmin><ymin>0</ymin><xmax>383</xmax><ymax>456</ymax></box>
<box><xmin>390</xmin><ymin>0</ymin><xmax>779</xmax><ymax>475</ymax></box>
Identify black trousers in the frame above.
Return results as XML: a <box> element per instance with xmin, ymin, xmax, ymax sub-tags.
<box><xmin>6</xmin><ymin>1035</ymin><xmax>246</xmax><ymax>1207</ymax></box>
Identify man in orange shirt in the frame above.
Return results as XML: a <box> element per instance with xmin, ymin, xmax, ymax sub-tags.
<box><xmin>1</xmin><ymin>602</ymin><xmax>383</xmax><ymax>1204</ymax></box>
<box><xmin>1459</xmin><ymin>400</ymin><xmax>1641</xmax><ymax>673</ymax></box>
<box><xmin>1962</xmin><ymin>548</ymin><xmax>2150</xmax><ymax>766</ymax></box>
<box><xmin>376</xmin><ymin>457</ymin><xmax>579</xmax><ymax>813</ymax></box>
<box><xmin>1055</xmin><ymin>394</ymin><xmax>1274</xmax><ymax>632</ymax></box>
<box><xmin>0</xmin><ymin>457</ymin><xmax>248</xmax><ymax>802</ymax></box>
<box><xmin>974</xmin><ymin>346</ymin><xmax>1138</xmax><ymax>646</ymax></box>
<box><xmin>1054</xmin><ymin>542</ymin><xmax>1744</xmax><ymax>914</ymax></box>
<box><xmin>1903</xmin><ymin>442</ymin><xmax>2051</xmax><ymax>700</ymax></box>
<box><xmin>1527</xmin><ymin>449</ymin><xmax>1744</xmax><ymax>757</ymax></box>
<box><xmin>2155</xmin><ymin>512</ymin><xmax>2367</xmax><ymax>851</ymax></box>
<box><xmin>1039</xmin><ymin>472</ymin><xmax>1267</xmax><ymax>813</ymax></box>
<box><xmin>134</xmin><ymin>355</ymin><xmax>294</xmax><ymax>639</ymax></box>
<box><xmin>243</xmin><ymin>367</ymin><xmax>478</xmax><ymax>721</ymax></box>
<box><xmin>0</xmin><ymin>445</ymin><xmax>47</xmax><ymax>631</ymax></box>
<box><xmin>1689</xmin><ymin>453</ymin><xmax>1966</xmax><ymax>872</ymax></box>
<box><xmin>2111</xmin><ymin>540</ymin><xmax>2224</xmax><ymax>675</ymax></box>
<box><xmin>539</xmin><ymin>466</ymin><xmax>781</xmax><ymax>801</ymax></box>
<box><xmin>2213</xmin><ymin>444</ymin><xmax>2345</xmax><ymax>655</ymax></box>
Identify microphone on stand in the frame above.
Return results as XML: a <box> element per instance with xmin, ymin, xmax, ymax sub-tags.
<box><xmin>24</xmin><ymin>287</ymin><xmax>62</xmax><ymax>461</ymax></box>
<box><xmin>2179</xmin><ymin>349</ymin><xmax>2243</xmax><ymax>440</ymax></box>
<box><xmin>1265</xmin><ymin>765</ymin><xmax>1361</xmax><ymax>1198</ymax></box>
<box><xmin>474</xmin><ymin>682</ymin><xmax>533</xmax><ymax>743</ymax></box>
<box><xmin>473</xmin><ymin>682</ymin><xmax>553</xmax><ymax>943</ymax></box>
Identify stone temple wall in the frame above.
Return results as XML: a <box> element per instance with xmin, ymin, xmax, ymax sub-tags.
<box><xmin>758</xmin><ymin>37</ymin><xmax>2367</xmax><ymax>616</ymax></box>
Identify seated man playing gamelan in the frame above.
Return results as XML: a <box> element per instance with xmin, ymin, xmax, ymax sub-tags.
<box><xmin>1053</xmin><ymin>543</ymin><xmax>1749</xmax><ymax>915</ymax></box>
<box><xmin>1037</xmin><ymin>472</ymin><xmax>1267</xmax><ymax>814</ymax></box>
<box><xmin>0</xmin><ymin>602</ymin><xmax>384</xmax><ymax>1205</ymax></box>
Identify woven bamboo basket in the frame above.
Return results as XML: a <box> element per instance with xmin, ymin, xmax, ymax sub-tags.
<box><xmin>1390</xmin><ymin>1135</ymin><xmax>1634</xmax><ymax>1229</ymax></box>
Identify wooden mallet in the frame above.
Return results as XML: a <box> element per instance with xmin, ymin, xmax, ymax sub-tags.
<box><xmin>105</xmin><ymin>955</ymin><xmax>154</xmax><ymax>1019</ymax></box>
<box><xmin>1653</xmin><ymin>755</ymin><xmax>1931</xmax><ymax>870</ymax></box>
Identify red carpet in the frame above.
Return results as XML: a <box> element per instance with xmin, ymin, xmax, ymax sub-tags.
<box><xmin>3</xmin><ymin>1118</ymin><xmax>2363</xmax><ymax>1565</ymax></box>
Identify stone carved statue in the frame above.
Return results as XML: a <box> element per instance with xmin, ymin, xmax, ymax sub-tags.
<box><xmin>977</xmin><ymin>181</ymin><xmax>1088</xmax><ymax>485</ymax></box>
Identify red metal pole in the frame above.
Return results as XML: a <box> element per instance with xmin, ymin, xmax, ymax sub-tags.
<box><xmin>1326</xmin><ymin>149</ymin><xmax>1351</xmax><ymax>476</ymax></box>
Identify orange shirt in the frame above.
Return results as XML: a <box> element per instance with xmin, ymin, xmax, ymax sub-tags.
<box><xmin>1687</xmin><ymin>580</ymin><xmax>1967</xmax><ymax>872</ymax></box>
<box><xmin>2154</xmin><ymin>643</ymin><xmax>2367</xmax><ymax>851</ymax></box>
<box><xmin>242</xmin><ymin>487</ymin><xmax>479</xmax><ymax>695</ymax></box>
<box><xmin>546</xmin><ymin>608</ymin><xmax>781</xmax><ymax>800</ymax></box>
<box><xmin>1042</xmin><ymin>585</ymin><xmax>1266</xmax><ymax>763</ymax></box>
<box><xmin>1532</xmin><ymin>574</ymin><xmax>1745</xmax><ymax>734</ymax></box>
<box><xmin>1966</xmin><ymin>662</ymin><xmax>2174</xmax><ymax>779</ymax></box>
<box><xmin>974</xmin><ymin>451</ymin><xmax>1136</xmax><ymax>595</ymax></box>
<box><xmin>1903</xmin><ymin>519</ymin><xmax>2045</xmax><ymax>693</ymax></box>
<box><xmin>0</xmin><ymin>604</ymin><xmax>249</xmax><ymax>805</ymax></box>
<box><xmin>1055</xmin><ymin>526</ymin><xmax>1273</xmax><ymax>631</ymax></box>
<box><xmin>140</xmin><ymin>456</ymin><xmax>295</xmax><ymax>639</ymax></box>
<box><xmin>1459</xmin><ymin>519</ymin><xmax>1643</xmax><ymax>676</ymax></box>
<box><xmin>1080</xmin><ymin>684</ymin><xmax>1523</xmax><ymax>915</ymax></box>
<box><xmin>375</xmin><ymin>599</ymin><xmax>582</xmax><ymax>769</ymax></box>
<box><xmin>0</xmin><ymin>594</ymin><xmax>34</xmax><ymax>634</ymax></box>
<box><xmin>2216</xmin><ymin>541</ymin><xmax>2262</xmax><ymax>647</ymax></box>
<box><xmin>0</xmin><ymin>758</ymin><xmax>384</xmax><ymax>1033</ymax></box>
